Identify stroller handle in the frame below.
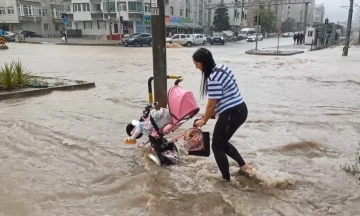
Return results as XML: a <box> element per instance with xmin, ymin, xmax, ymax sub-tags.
<box><xmin>147</xmin><ymin>75</ymin><xmax>184</xmax><ymax>104</ymax></box>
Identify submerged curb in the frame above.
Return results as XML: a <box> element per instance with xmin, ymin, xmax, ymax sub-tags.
<box><xmin>245</xmin><ymin>50</ymin><xmax>305</xmax><ymax>56</ymax></box>
<box><xmin>23</xmin><ymin>41</ymin><xmax>122</xmax><ymax>46</ymax></box>
<box><xmin>0</xmin><ymin>82</ymin><xmax>96</xmax><ymax>101</ymax></box>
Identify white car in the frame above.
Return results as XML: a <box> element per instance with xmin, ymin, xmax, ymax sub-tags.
<box><xmin>247</xmin><ymin>33</ymin><xmax>264</xmax><ymax>42</ymax></box>
<box><xmin>191</xmin><ymin>34</ymin><xmax>207</xmax><ymax>45</ymax></box>
<box><xmin>166</xmin><ymin>34</ymin><xmax>194</xmax><ymax>47</ymax></box>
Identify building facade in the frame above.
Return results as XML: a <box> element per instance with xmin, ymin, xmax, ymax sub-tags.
<box><xmin>244</xmin><ymin>0</ymin><xmax>315</xmax><ymax>31</ymax></box>
<box><xmin>207</xmin><ymin>0</ymin><xmax>247</xmax><ymax>32</ymax></box>
<box><xmin>0</xmin><ymin>0</ymin><xmax>67</xmax><ymax>37</ymax></box>
<box><xmin>67</xmin><ymin>0</ymin><xmax>151</xmax><ymax>37</ymax></box>
<box><xmin>66</xmin><ymin>0</ymin><xmax>211</xmax><ymax>37</ymax></box>
<box><xmin>313</xmin><ymin>3</ymin><xmax>325</xmax><ymax>25</ymax></box>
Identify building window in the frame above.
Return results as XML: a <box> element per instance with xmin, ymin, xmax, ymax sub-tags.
<box><xmin>42</xmin><ymin>9</ymin><xmax>48</xmax><ymax>16</ymax></box>
<box><xmin>55</xmin><ymin>23</ymin><xmax>60</xmax><ymax>31</ymax></box>
<box><xmin>145</xmin><ymin>4</ymin><xmax>150</xmax><ymax>13</ymax></box>
<box><xmin>118</xmin><ymin>2</ymin><xmax>127</xmax><ymax>11</ymax></box>
<box><xmin>82</xmin><ymin>3</ymin><xmax>90</xmax><ymax>12</ymax></box>
<box><xmin>0</xmin><ymin>7</ymin><xmax>6</xmax><ymax>15</ymax></box>
<box><xmin>186</xmin><ymin>9</ymin><xmax>190</xmax><ymax>18</ymax></box>
<box><xmin>170</xmin><ymin>6</ymin><xmax>174</xmax><ymax>15</ymax></box>
<box><xmin>97</xmin><ymin>20</ymin><xmax>106</xmax><ymax>29</ymax></box>
<box><xmin>103</xmin><ymin>2</ymin><xmax>116</xmax><ymax>12</ymax></box>
<box><xmin>44</xmin><ymin>23</ymin><xmax>49</xmax><ymax>31</ymax></box>
<box><xmin>7</xmin><ymin>6</ymin><xmax>15</xmax><ymax>15</ymax></box>
<box><xmin>73</xmin><ymin>4</ymin><xmax>80</xmax><ymax>12</ymax></box>
<box><xmin>84</xmin><ymin>21</ymin><xmax>92</xmax><ymax>29</ymax></box>
<box><xmin>180</xmin><ymin>9</ymin><xmax>183</xmax><ymax>17</ymax></box>
<box><xmin>128</xmin><ymin>2</ymin><xmax>142</xmax><ymax>12</ymax></box>
<box><xmin>23</xmin><ymin>5</ymin><xmax>32</xmax><ymax>16</ymax></box>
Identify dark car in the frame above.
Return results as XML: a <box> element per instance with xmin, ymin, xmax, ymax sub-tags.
<box><xmin>123</xmin><ymin>33</ymin><xmax>152</xmax><ymax>47</ymax></box>
<box><xmin>21</xmin><ymin>30</ymin><xmax>42</xmax><ymax>38</ymax></box>
<box><xmin>210</xmin><ymin>32</ymin><xmax>225</xmax><ymax>45</ymax></box>
<box><xmin>3</xmin><ymin>31</ymin><xmax>15</xmax><ymax>42</ymax></box>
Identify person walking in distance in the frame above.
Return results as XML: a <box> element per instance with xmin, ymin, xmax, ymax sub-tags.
<box><xmin>192</xmin><ymin>48</ymin><xmax>253</xmax><ymax>182</ymax></box>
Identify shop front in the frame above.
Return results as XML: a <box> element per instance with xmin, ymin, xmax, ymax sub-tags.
<box><xmin>138</xmin><ymin>15</ymin><xmax>203</xmax><ymax>35</ymax></box>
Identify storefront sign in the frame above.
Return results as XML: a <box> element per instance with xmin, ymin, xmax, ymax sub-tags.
<box><xmin>143</xmin><ymin>15</ymin><xmax>193</xmax><ymax>25</ymax></box>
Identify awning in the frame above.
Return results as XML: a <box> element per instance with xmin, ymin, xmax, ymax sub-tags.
<box><xmin>182</xmin><ymin>23</ymin><xmax>203</xmax><ymax>28</ymax></box>
<box><xmin>166</xmin><ymin>22</ymin><xmax>185</xmax><ymax>27</ymax></box>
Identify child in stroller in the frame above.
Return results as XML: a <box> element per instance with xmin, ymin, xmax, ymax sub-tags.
<box><xmin>124</xmin><ymin>76</ymin><xmax>201</xmax><ymax>166</ymax></box>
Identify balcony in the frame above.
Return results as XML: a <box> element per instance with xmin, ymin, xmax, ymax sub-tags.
<box><xmin>50</xmin><ymin>0</ymin><xmax>63</xmax><ymax>5</ymax></box>
<box><xmin>90</xmin><ymin>11</ymin><xmax>116</xmax><ymax>20</ymax></box>
<box><xmin>19</xmin><ymin>16</ymin><xmax>42</xmax><ymax>22</ymax></box>
<box><xmin>17</xmin><ymin>0</ymin><xmax>41</xmax><ymax>4</ymax></box>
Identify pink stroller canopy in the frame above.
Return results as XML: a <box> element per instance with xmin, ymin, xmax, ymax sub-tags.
<box><xmin>168</xmin><ymin>85</ymin><xmax>200</xmax><ymax>124</ymax></box>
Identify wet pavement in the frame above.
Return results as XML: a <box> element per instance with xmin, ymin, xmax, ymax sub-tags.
<box><xmin>0</xmin><ymin>40</ymin><xmax>360</xmax><ymax>216</ymax></box>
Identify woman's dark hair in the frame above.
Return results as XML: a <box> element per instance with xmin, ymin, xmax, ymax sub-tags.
<box><xmin>192</xmin><ymin>48</ymin><xmax>216</xmax><ymax>98</ymax></box>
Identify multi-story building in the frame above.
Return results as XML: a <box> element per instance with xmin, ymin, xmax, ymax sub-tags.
<box><xmin>207</xmin><ymin>0</ymin><xmax>247</xmax><ymax>32</ymax></box>
<box><xmin>0</xmin><ymin>0</ymin><xmax>67</xmax><ymax>37</ymax></box>
<box><xmin>245</xmin><ymin>0</ymin><xmax>315</xmax><ymax>31</ymax></box>
<box><xmin>66</xmin><ymin>0</ymin><xmax>152</xmax><ymax>38</ymax></box>
<box><xmin>65</xmin><ymin>0</ymin><xmax>211</xmax><ymax>37</ymax></box>
<box><xmin>313</xmin><ymin>3</ymin><xmax>325</xmax><ymax>24</ymax></box>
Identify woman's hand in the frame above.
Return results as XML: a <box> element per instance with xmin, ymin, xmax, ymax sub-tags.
<box><xmin>194</xmin><ymin>118</ymin><xmax>205</xmax><ymax>127</ymax></box>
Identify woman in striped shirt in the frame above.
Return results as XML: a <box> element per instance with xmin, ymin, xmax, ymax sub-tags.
<box><xmin>193</xmin><ymin>48</ymin><xmax>253</xmax><ymax>181</ymax></box>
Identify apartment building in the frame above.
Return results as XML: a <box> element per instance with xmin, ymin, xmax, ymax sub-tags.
<box><xmin>313</xmin><ymin>3</ymin><xmax>325</xmax><ymax>24</ymax></box>
<box><xmin>206</xmin><ymin>0</ymin><xmax>247</xmax><ymax>31</ymax></box>
<box><xmin>66</xmin><ymin>0</ymin><xmax>152</xmax><ymax>37</ymax></box>
<box><xmin>245</xmin><ymin>0</ymin><xmax>315</xmax><ymax>31</ymax></box>
<box><xmin>0</xmin><ymin>0</ymin><xmax>67</xmax><ymax>37</ymax></box>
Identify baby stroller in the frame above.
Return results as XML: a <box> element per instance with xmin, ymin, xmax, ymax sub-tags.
<box><xmin>126</xmin><ymin>75</ymin><xmax>200</xmax><ymax>166</ymax></box>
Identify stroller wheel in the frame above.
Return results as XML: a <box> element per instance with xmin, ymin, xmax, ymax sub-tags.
<box><xmin>126</xmin><ymin>123</ymin><xmax>143</xmax><ymax>139</ymax></box>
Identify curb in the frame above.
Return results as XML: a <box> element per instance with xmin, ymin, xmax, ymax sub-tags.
<box><xmin>22</xmin><ymin>41</ymin><xmax>123</xmax><ymax>46</ymax></box>
<box><xmin>0</xmin><ymin>82</ymin><xmax>96</xmax><ymax>101</ymax></box>
<box><xmin>245</xmin><ymin>50</ymin><xmax>305</xmax><ymax>56</ymax></box>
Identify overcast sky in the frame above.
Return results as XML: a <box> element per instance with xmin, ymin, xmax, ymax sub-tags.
<box><xmin>315</xmin><ymin>0</ymin><xmax>360</xmax><ymax>22</ymax></box>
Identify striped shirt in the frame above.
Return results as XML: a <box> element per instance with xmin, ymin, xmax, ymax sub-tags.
<box><xmin>207</xmin><ymin>64</ymin><xmax>244</xmax><ymax>114</ymax></box>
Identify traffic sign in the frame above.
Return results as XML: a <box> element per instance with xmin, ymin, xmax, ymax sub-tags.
<box><xmin>0</xmin><ymin>37</ymin><xmax>6</xmax><ymax>45</ymax></box>
<box><xmin>150</xmin><ymin>8</ymin><xmax>159</xmax><ymax>15</ymax></box>
<box><xmin>151</xmin><ymin>0</ymin><xmax>157</xmax><ymax>7</ymax></box>
<box><xmin>277</xmin><ymin>28</ymin><xmax>282</xmax><ymax>35</ymax></box>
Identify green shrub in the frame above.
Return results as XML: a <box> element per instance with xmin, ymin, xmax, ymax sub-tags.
<box><xmin>12</xmin><ymin>60</ymin><xmax>32</xmax><ymax>86</ymax></box>
<box><xmin>0</xmin><ymin>60</ymin><xmax>32</xmax><ymax>90</ymax></box>
<box><xmin>0</xmin><ymin>62</ymin><xmax>16</xmax><ymax>89</ymax></box>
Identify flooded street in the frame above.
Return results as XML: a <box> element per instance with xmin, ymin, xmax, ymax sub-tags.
<box><xmin>0</xmin><ymin>40</ymin><xmax>360</xmax><ymax>216</ymax></box>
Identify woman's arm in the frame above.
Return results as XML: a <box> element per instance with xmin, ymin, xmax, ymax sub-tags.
<box><xmin>203</xmin><ymin>99</ymin><xmax>217</xmax><ymax>124</ymax></box>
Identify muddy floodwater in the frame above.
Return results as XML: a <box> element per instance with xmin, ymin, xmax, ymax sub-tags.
<box><xmin>0</xmin><ymin>41</ymin><xmax>360</xmax><ymax>216</ymax></box>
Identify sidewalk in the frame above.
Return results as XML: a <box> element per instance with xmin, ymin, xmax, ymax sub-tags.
<box><xmin>24</xmin><ymin>37</ymin><xmax>122</xmax><ymax>46</ymax></box>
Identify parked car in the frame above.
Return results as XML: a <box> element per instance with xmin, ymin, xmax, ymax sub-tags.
<box><xmin>166</xmin><ymin>34</ymin><xmax>194</xmax><ymax>47</ymax></box>
<box><xmin>247</xmin><ymin>33</ymin><xmax>264</xmax><ymax>42</ymax></box>
<box><xmin>282</xmin><ymin>32</ymin><xmax>293</xmax><ymax>37</ymax></box>
<box><xmin>238</xmin><ymin>28</ymin><xmax>256</xmax><ymax>40</ymax></box>
<box><xmin>123</xmin><ymin>33</ymin><xmax>152</xmax><ymax>47</ymax></box>
<box><xmin>21</xmin><ymin>30</ymin><xmax>42</xmax><ymax>38</ymax></box>
<box><xmin>3</xmin><ymin>31</ymin><xmax>15</xmax><ymax>42</ymax></box>
<box><xmin>192</xmin><ymin>34</ymin><xmax>207</xmax><ymax>45</ymax></box>
<box><xmin>210</xmin><ymin>32</ymin><xmax>225</xmax><ymax>45</ymax></box>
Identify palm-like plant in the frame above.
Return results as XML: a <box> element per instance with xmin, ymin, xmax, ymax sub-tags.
<box><xmin>0</xmin><ymin>63</ymin><xmax>16</xmax><ymax>89</ymax></box>
<box><xmin>12</xmin><ymin>60</ymin><xmax>32</xmax><ymax>86</ymax></box>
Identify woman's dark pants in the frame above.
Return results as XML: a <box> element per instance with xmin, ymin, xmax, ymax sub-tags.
<box><xmin>212</xmin><ymin>102</ymin><xmax>248</xmax><ymax>180</ymax></box>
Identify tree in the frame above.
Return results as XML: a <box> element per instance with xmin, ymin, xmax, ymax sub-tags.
<box><xmin>212</xmin><ymin>4</ymin><xmax>231</xmax><ymax>32</ymax></box>
<box><xmin>254</xmin><ymin>9</ymin><xmax>276</xmax><ymax>33</ymax></box>
<box><xmin>281</xmin><ymin>18</ymin><xmax>297</xmax><ymax>32</ymax></box>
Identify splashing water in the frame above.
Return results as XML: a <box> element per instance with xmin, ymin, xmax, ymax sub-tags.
<box><xmin>246</xmin><ymin>168</ymin><xmax>295</xmax><ymax>189</ymax></box>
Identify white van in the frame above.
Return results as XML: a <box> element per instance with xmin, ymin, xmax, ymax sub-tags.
<box><xmin>238</xmin><ymin>28</ymin><xmax>256</xmax><ymax>40</ymax></box>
